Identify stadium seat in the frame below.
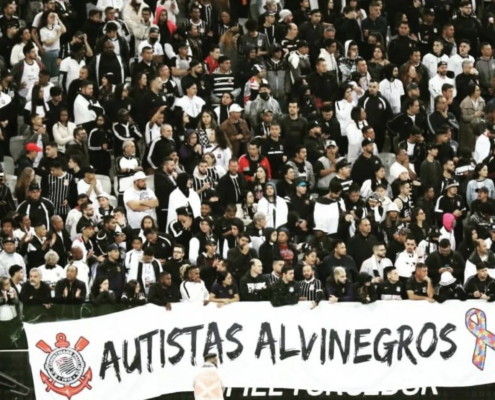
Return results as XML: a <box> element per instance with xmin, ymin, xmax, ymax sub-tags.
<box><xmin>378</xmin><ymin>152</ymin><xmax>396</xmax><ymax>174</ymax></box>
<box><xmin>109</xmin><ymin>195</ymin><xmax>118</xmax><ymax>209</ymax></box>
<box><xmin>6</xmin><ymin>175</ymin><xmax>16</xmax><ymax>197</ymax></box>
<box><xmin>146</xmin><ymin>175</ymin><xmax>154</xmax><ymax>191</ymax></box>
<box><xmin>10</xmin><ymin>136</ymin><xmax>24</xmax><ymax>162</ymax></box>
<box><xmin>3</xmin><ymin>156</ymin><xmax>15</xmax><ymax>176</ymax></box>
<box><xmin>96</xmin><ymin>175</ymin><xmax>112</xmax><ymax>194</ymax></box>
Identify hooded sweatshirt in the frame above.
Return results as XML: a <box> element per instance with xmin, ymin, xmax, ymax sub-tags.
<box><xmin>167</xmin><ymin>173</ymin><xmax>202</xmax><ymax>228</ymax></box>
<box><xmin>257</xmin><ymin>182</ymin><xmax>288</xmax><ymax>229</ymax></box>
<box><xmin>378</xmin><ymin>63</ymin><xmax>404</xmax><ymax>114</ymax></box>
<box><xmin>439</xmin><ymin>213</ymin><xmax>456</xmax><ymax>250</ymax></box>
<box><xmin>352</xmin><ymin>272</ymin><xmax>378</xmax><ymax>304</ymax></box>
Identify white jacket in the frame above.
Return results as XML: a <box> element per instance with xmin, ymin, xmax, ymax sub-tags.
<box><xmin>422</xmin><ymin>53</ymin><xmax>449</xmax><ymax>79</ymax></box>
<box><xmin>257</xmin><ymin>196</ymin><xmax>288</xmax><ymax>229</ymax></box>
<box><xmin>447</xmin><ymin>54</ymin><xmax>474</xmax><ymax>78</ymax></box>
<box><xmin>335</xmin><ymin>99</ymin><xmax>356</xmax><ymax>135</ymax></box>
<box><xmin>428</xmin><ymin>74</ymin><xmax>456</xmax><ymax>112</ymax></box>
<box><xmin>167</xmin><ymin>188</ymin><xmax>201</xmax><ymax>228</ymax></box>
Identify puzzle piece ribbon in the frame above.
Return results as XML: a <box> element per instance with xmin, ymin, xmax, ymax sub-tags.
<box><xmin>466</xmin><ymin>308</ymin><xmax>495</xmax><ymax>370</ymax></box>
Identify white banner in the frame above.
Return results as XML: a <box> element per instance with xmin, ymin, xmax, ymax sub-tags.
<box><xmin>23</xmin><ymin>301</ymin><xmax>495</xmax><ymax>400</ymax></box>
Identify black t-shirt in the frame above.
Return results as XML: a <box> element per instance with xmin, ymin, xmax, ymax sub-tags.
<box><xmin>406</xmin><ymin>276</ymin><xmax>428</xmax><ymax>297</ymax></box>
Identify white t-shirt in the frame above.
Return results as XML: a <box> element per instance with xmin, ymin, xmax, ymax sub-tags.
<box><xmin>59</xmin><ymin>57</ymin><xmax>86</xmax><ymax>92</ymax></box>
<box><xmin>137</xmin><ymin>40</ymin><xmax>164</xmax><ymax>61</ymax></box>
<box><xmin>123</xmin><ymin>186</ymin><xmax>158</xmax><ymax>229</ymax></box>
<box><xmin>40</xmin><ymin>25</ymin><xmax>62</xmax><ymax>51</ymax></box>
<box><xmin>19</xmin><ymin>60</ymin><xmax>40</xmax><ymax>99</ymax></box>
<box><xmin>77</xmin><ymin>179</ymin><xmax>104</xmax><ymax>204</ymax></box>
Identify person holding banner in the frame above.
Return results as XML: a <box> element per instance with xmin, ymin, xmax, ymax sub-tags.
<box><xmin>193</xmin><ymin>353</ymin><xmax>224</xmax><ymax>400</ymax></box>
<box><xmin>180</xmin><ymin>265</ymin><xmax>210</xmax><ymax>304</ymax></box>
<box><xmin>148</xmin><ymin>271</ymin><xmax>181</xmax><ymax>310</ymax></box>
<box><xmin>327</xmin><ymin>266</ymin><xmax>353</xmax><ymax>303</ymax></box>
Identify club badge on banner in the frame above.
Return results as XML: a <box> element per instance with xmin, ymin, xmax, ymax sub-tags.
<box><xmin>23</xmin><ymin>301</ymin><xmax>495</xmax><ymax>400</ymax></box>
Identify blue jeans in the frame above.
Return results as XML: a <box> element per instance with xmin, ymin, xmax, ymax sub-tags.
<box><xmin>41</xmin><ymin>49</ymin><xmax>59</xmax><ymax>78</ymax></box>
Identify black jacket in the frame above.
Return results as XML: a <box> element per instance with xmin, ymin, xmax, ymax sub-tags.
<box><xmin>147</xmin><ymin>283</ymin><xmax>181</xmax><ymax>305</ymax></box>
<box><xmin>269</xmin><ymin>279</ymin><xmax>299</xmax><ymax>307</ymax></box>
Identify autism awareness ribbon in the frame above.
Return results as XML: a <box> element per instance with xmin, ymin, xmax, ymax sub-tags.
<box><xmin>466</xmin><ymin>308</ymin><xmax>495</xmax><ymax>370</ymax></box>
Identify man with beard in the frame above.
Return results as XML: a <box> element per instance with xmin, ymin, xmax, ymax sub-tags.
<box><xmin>298</xmin><ymin>264</ymin><xmax>323</xmax><ymax>306</ymax></box>
<box><xmin>350</xmin><ymin>138</ymin><xmax>382</xmax><ymax>186</ymax></box>
<box><xmin>227</xmin><ymin>233</ymin><xmax>258</xmax><ymax>283</ymax></box>
<box><xmin>73</xmin><ymin>80</ymin><xmax>105</xmax><ymax>127</ymax></box>
<box><xmin>360</xmin><ymin>242</ymin><xmax>393</xmax><ymax>283</ymax></box>
<box><xmin>358</xmin><ymin>80</ymin><xmax>393</xmax><ymax>152</ymax></box>
<box><xmin>181</xmin><ymin>61</ymin><xmax>211</xmax><ymax>104</ymax></box>
<box><xmin>124</xmin><ymin>171</ymin><xmax>159</xmax><ymax>229</ymax></box>
<box><xmin>96</xmin><ymin>244</ymin><xmax>126</xmax><ymax>299</ymax></box>
<box><xmin>90</xmin><ymin>38</ymin><xmax>127</xmax><ymax>86</ymax></box>
<box><xmin>164</xmin><ymin>244</ymin><xmax>189</xmax><ymax>287</ymax></box>
<box><xmin>425</xmin><ymin>238</ymin><xmax>465</xmax><ymax>285</ymax></box>
<box><xmin>21</xmin><ymin>268</ymin><xmax>52</xmax><ymax>322</ymax></box>
<box><xmin>270</xmin><ymin>265</ymin><xmax>299</xmax><ymax>307</ymax></box>
<box><xmin>428</xmin><ymin>61</ymin><xmax>456</xmax><ymax>112</ymax></box>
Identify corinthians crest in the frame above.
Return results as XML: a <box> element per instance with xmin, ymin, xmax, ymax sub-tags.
<box><xmin>36</xmin><ymin>333</ymin><xmax>93</xmax><ymax>399</ymax></box>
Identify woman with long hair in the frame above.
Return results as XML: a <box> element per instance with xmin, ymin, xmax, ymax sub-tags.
<box><xmin>52</xmin><ymin>108</ymin><xmax>75</xmax><ymax>153</ymax></box>
<box><xmin>39</xmin><ymin>10</ymin><xmax>66</xmax><ymax>77</ymax></box>
<box><xmin>466</xmin><ymin>163</ymin><xmax>495</xmax><ymax>206</ymax></box>
<box><xmin>130</xmin><ymin>72</ymin><xmax>149</xmax><ymax>103</ymax></box>
<box><xmin>251</xmin><ymin>165</ymin><xmax>268</xmax><ymax>202</ymax></box>
<box><xmin>179</xmin><ymin>131</ymin><xmax>203</xmax><ymax>173</ymax></box>
<box><xmin>90</xmin><ymin>276</ymin><xmax>116</xmax><ymax>316</ymax></box>
<box><xmin>0</xmin><ymin>276</ymin><xmax>20</xmax><ymax>349</ymax></box>
<box><xmin>368</xmin><ymin>45</ymin><xmax>389</xmax><ymax>82</ymax></box>
<box><xmin>209</xmin><ymin>271</ymin><xmax>240</xmax><ymax>305</ymax></box>
<box><xmin>121</xmin><ymin>280</ymin><xmax>146</xmax><ymax>309</ymax></box>
<box><xmin>320</xmin><ymin>0</ymin><xmax>340</xmax><ymax>25</ymax></box>
<box><xmin>155</xmin><ymin>8</ymin><xmax>177</xmax><ymax>45</ymax></box>
<box><xmin>10</xmin><ymin>27</ymin><xmax>39</xmax><ymax>66</ymax></box>
<box><xmin>460</xmin><ymin>84</ymin><xmax>485</xmax><ymax>150</ymax></box>
<box><xmin>136</xmin><ymin>215</ymin><xmax>159</xmax><ymax>242</ymax></box>
<box><xmin>346</xmin><ymin>106</ymin><xmax>368</xmax><ymax>163</ymax></box>
<box><xmin>105</xmin><ymin>83</ymin><xmax>136</xmax><ymax>123</ymax></box>
<box><xmin>88</xmin><ymin>114</ymin><xmax>112</xmax><ymax>175</ymax></box>
<box><xmin>409</xmin><ymin>208</ymin><xmax>430</xmax><ymax>245</ymax></box>
<box><xmin>155</xmin><ymin>0</ymin><xmax>180</xmax><ymax>25</ymax></box>
<box><xmin>213</xmin><ymin>92</ymin><xmax>234</xmax><ymax>124</ymax></box>
<box><xmin>196</xmin><ymin>110</ymin><xmax>217</xmax><ymax>149</ymax></box>
<box><xmin>335</xmin><ymin>85</ymin><xmax>357</xmax><ymax>145</ymax></box>
<box><xmin>399</xmin><ymin>62</ymin><xmax>421</xmax><ymax>89</ymax></box>
<box><xmin>219</xmin><ymin>27</ymin><xmax>241</xmax><ymax>71</ymax></box>
<box><xmin>24</xmin><ymin>84</ymin><xmax>48</xmax><ymax>125</ymax></box>
<box><xmin>98</xmin><ymin>73</ymin><xmax>115</xmax><ymax>107</ymax></box>
<box><xmin>360</xmin><ymin>164</ymin><xmax>392</xmax><ymax>200</ymax></box>
<box><xmin>236</xmin><ymin>190</ymin><xmax>257</xmax><ymax>225</ymax></box>
<box><xmin>276</xmin><ymin>165</ymin><xmax>295</xmax><ymax>198</ymax></box>
<box><xmin>203</xmin><ymin>127</ymin><xmax>232</xmax><ymax>171</ymax></box>
<box><xmin>15</xmin><ymin>167</ymin><xmax>35</xmax><ymax>203</ymax></box>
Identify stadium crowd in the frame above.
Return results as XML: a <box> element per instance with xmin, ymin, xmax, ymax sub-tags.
<box><xmin>2</xmin><ymin>0</ymin><xmax>495</xmax><ymax>348</ymax></box>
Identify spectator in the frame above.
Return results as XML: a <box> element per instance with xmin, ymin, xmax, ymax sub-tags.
<box><xmin>269</xmin><ymin>265</ymin><xmax>299</xmax><ymax>307</ymax></box>
<box><xmin>180</xmin><ymin>265</ymin><xmax>210</xmax><ymax>303</ymax></box>
<box><xmin>406</xmin><ymin>263</ymin><xmax>435</xmax><ymax>301</ymax></box>
<box><xmin>148</xmin><ymin>271</ymin><xmax>181</xmax><ymax>309</ymax></box>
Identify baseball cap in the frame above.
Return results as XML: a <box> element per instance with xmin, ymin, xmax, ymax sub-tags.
<box><xmin>79</xmin><ymin>222</ymin><xmax>94</xmax><ymax>233</ymax></box>
<box><xmin>308</xmin><ymin>120</ymin><xmax>320</xmax><ymax>130</ymax></box>
<box><xmin>476</xmin><ymin>187</ymin><xmax>489</xmax><ymax>193</ymax></box>
<box><xmin>133</xmin><ymin>171</ymin><xmax>147</xmax><ymax>181</ymax></box>
<box><xmin>424</xmin><ymin>8</ymin><xmax>435</xmax><ymax>16</ymax></box>
<box><xmin>3</xmin><ymin>237</ymin><xmax>15</xmax><ymax>244</ymax></box>
<box><xmin>264</xmin><ymin>10</ymin><xmax>276</xmax><ymax>17</ymax></box>
<box><xmin>326</xmin><ymin>140</ymin><xmax>337</xmax><ymax>148</ymax></box>
<box><xmin>361</xmin><ymin>138</ymin><xmax>374</xmax><ymax>148</ymax></box>
<box><xmin>108</xmin><ymin>243</ymin><xmax>119</xmax><ymax>252</ymax></box>
<box><xmin>262</xmin><ymin>109</ymin><xmax>274</xmax><ymax>115</ymax></box>
<box><xmin>149</xmin><ymin>26</ymin><xmax>159</xmax><ymax>34</ymax></box>
<box><xmin>437</xmin><ymin>61</ymin><xmax>448</xmax><ymax>68</ymax></box>
<box><xmin>178</xmin><ymin>41</ymin><xmax>189</xmax><ymax>49</ymax></box>
<box><xmin>97</xmin><ymin>192</ymin><xmax>110</xmax><ymax>199</ymax></box>
<box><xmin>294</xmin><ymin>177</ymin><xmax>307</xmax><ymax>187</ymax></box>
<box><xmin>297</xmin><ymin>40</ymin><xmax>309</xmax><ymax>48</ymax></box>
<box><xmin>81</xmin><ymin>166</ymin><xmax>96</xmax><ymax>175</ymax></box>
<box><xmin>279</xmin><ymin>9</ymin><xmax>292</xmax><ymax>23</ymax></box>
<box><xmin>25</xmin><ymin>143</ymin><xmax>42</xmax><ymax>153</ymax></box>
<box><xmin>444</xmin><ymin>179</ymin><xmax>459</xmax><ymax>190</ymax></box>
<box><xmin>29</xmin><ymin>182</ymin><xmax>40</xmax><ymax>191</ymax></box>
<box><xmin>205</xmin><ymin>238</ymin><xmax>217</xmax><ymax>246</ymax></box>
<box><xmin>229</xmin><ymin>104</ymin><xmax>243</xmax><ymax>113</ymax></box>
<box><xmin>336</xmin><ymin>159</ymin><xmax>351</xmax><ymax>170</ymax></box>
<box><xmin>406</xmin><ymin>82</ymin><xmax>418</xmax><ymax>91</ymax></box>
